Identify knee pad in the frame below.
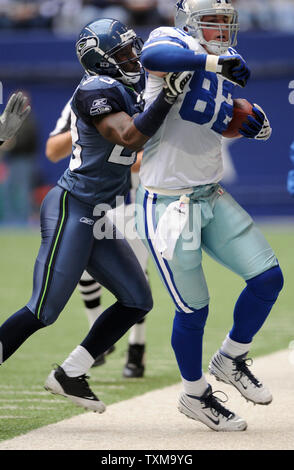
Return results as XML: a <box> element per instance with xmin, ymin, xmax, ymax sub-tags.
<box><xmin>247</xmin><ymin>265</ymin><xmax>284</xmax><ymax>302</ymax></box>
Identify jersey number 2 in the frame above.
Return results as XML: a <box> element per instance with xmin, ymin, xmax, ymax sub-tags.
<box><xmin>108</xmin><ymin>146</ymin><xmax>136</xmax><ymax>166</ymax></box>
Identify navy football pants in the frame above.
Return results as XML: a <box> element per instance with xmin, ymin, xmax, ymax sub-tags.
<box><xmin>27</xmin><ymin>186</ymin><xmax>152</xmax><ymax>326</ymax></box>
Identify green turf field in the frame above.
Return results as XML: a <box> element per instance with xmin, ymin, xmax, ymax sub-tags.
<box><xmin>0</xmin><ymin>224</ymin><xmax>293</xmax><ymax>441</ymax></box>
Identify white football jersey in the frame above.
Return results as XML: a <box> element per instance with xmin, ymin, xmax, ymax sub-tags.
<box><xmin>140</xmin><ymin>27</ymin><xmax>237</xmax><ymax>190</ymax></box>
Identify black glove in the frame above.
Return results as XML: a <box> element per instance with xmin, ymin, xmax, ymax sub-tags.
<box><xmin>163</xmin><ymin>71</ymin><xmax>192</xmax><ymax>104</ymax></box>
<box><xmin>205</xmin><ymin>54</ymin><xmax>250</xmax><ymax>88</ymax></box>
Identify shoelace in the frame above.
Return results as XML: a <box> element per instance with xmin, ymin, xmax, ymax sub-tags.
<box><xmin>233</xmin><ymin>357</ymin><xmax>261</xmax><ymax>387</ymax></box>
<box><xmin>202</xmin><ymin>390</ymin><xmax>233</xmax><ymax>419</ymax></box>
<box><xmin>75</xmin><ymin>374</ymin><xmax>96</xmax><ymax>395</ymax></box>
<box><xmin>53</xmin><ymin>364</ymin><xmax>96</xmax><ymax>397</ymax></box>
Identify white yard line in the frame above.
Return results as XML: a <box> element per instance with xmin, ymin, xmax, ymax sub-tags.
<box><xmin>0</xmin><ymin>349</ymin><xmax>293</xmax><ymax>450</ymax></box>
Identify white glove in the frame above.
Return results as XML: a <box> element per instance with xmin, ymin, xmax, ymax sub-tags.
<box><xmin>163</xmin><ymin>71</ymin><xmax>192</xmax><ymax>104</ymax></box>
<box><xmin>0</xmin><ymin>92</ymin><xmax>31</xmax><ymax>142</ymax></box>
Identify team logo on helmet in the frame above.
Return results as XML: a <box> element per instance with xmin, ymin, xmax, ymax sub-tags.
<box><xmin>77</xmin><ymin>36</ymin><xmax>99</xmax><ymax>59</ymax></box>
<box><xmin>176</xmin><ymin>0</ymin><xmax>187</xmax><ymax>11</ymax></box>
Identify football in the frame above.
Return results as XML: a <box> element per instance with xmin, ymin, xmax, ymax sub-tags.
<box><xmin>222</xmin><ymin>98</ymin><xmax>255</xmax><ymax>138</ymax></box>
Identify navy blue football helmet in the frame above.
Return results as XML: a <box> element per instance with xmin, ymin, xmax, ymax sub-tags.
<box><xmin>76</xmin><ymin>18</ymin><xmax>143</xmax><ymax>85</ymax></box>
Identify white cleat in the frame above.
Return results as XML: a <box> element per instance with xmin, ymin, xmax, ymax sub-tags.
<box><xmin>44</xmin><ymin>365</ymin><xmax>106</xmax><ymax>413</ymax></box>
<box><xmin>209</xmin><ymin>350</ymin><xmax>272</xmax><ymax>405</ymax></box>
<box><xmin>178</xmin><ymin>385</ymin><xmax>247</xmax><ymax>432</ymax></box>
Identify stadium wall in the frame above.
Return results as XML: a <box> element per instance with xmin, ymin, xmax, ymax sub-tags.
<box><xmin>0</xmin><ymin>29</ymin><xmax>294</xmax><ymax>217</ymax></box>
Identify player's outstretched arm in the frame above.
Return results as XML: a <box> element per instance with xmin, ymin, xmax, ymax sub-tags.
<box><xmin>0</xmin><ymin>92</ymin><xmax>31</xmax><ymax>144</ymax></box>
<box><xmin>141</xmin><ymin>44</ymin><xmax>250</xmax><ymax>88</ymax></box>
<box><xmin>94</xmin><ymin>72</ymin><xmax>191</xmax><ymax>151</ymax></box>
<box><xmin>45</xmin><ymin>131</ymin><xmax>72</xmax><ymax>163</ymax></box>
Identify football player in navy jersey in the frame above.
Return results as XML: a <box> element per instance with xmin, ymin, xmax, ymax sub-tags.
<box><xmin>0</xmin><ymin>92</ymin><xmax>31</xmax><ymax>146</ymax></box>
<box><xmin>46</xmin><ymin>99</ymin><xmax>149</xmax><ymax>377</ymax></box>
<box><xmin>0</xmin><ymin>18</ymin><xmax>192</xmax><ymax>412</ymax></box>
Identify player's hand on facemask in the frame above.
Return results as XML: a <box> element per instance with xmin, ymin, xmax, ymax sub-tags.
<box><xmin>239</xmin><ymin>104</ymin><xmax>272</xmax><ymax>141</ymax></box>
<box><xmin>205</xmin><ymin>54</ymin><xmax>250</xmax><ymax>88</ymax></box>
<box><xmin>163</xmin><ymin>71</ymin><xmax>192</xmax><ymax>104</ymax></box>
<box><xmin>0</xmin><ymin>92</ymin><xmax>31</xmax><ymax>142</ymax></box>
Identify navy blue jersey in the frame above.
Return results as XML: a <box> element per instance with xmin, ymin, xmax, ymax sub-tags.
<box><xmin>58</xmin><ymin>74</ymin><xmax>145</xmax><ymax>208</ymax></box>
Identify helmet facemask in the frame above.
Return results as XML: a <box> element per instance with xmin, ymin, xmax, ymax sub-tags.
<box><xmin>107</xmin><ymin>32</ymin><xmax>144</xmax><ymax>85</ymax></box>
<box><xmin>174</xmin><ymin>1</ymin><xmax>239</xmax><ymax>56</ymax></box>
<box><xmin>188</xmin><ymin>9</ymin><xmax>239</xmax><ymax>55</ymax></box>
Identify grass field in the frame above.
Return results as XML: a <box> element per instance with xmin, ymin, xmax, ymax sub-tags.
<box><xmin>0</xmin><ymin>224</ymin><xmax>293</xmax><ymax>442</ymax></box>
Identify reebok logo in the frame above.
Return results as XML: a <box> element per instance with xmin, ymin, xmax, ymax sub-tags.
<box><xmin>80</xmin><ymin>217</ymin><xmax>94</xmax><ymax>226</ymax></box>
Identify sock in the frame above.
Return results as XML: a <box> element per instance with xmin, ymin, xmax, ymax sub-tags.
<box><xmin>128</xmin><ymin>318</ymin><xmax>146</xmax><ymax>345</ymax></box>
<box><xmin>171</xmin><ymin>306</ymin><xmax>209</xmax><ymax>381</ymax></box>
<box><xmin>182</xmin><ymin>374</ymin><xmax>208</xmax><ymax>397</ymax></box>
<box><xmin>230</xmin><ymin>266</ymin><xmax>283</xmax><ymax>343</ymax></box>
<box><xmin>221</xmin><ymin>335</ymin><xmax>251</xmax><ymax>358</ymax></box>
<box><xmin>81</xmin><ymin>301</ymin><xmax>147</xmax><ymax>359</ymax></box>
<box><xmin>78</xmin><ymin>274</ymin><xmax>103</xmax><ymax>329</ymax></box>
<box><xmin>0</xmin><ymin>307</ymin><xmax>45</xmax><ymax>363</ymax></box>
<box><xmin>61</xmin><ymin>345</ymin><xmax>94</xmax><ymax>377</ymax></box>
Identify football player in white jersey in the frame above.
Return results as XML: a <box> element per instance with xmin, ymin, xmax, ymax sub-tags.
<box><xmin>46</xmin><ymin>99</ymin><xmax>149</xmax><ymax>377</ymax></box>
<box><xmin>135</xmin><ymin>0</ymin><xmax>283</xmax><ymax>431</ymax></box>
<box><xmin>0</xmin><ymin>92</ymin><xmax>31</xmax><ymax>145</ymax></box>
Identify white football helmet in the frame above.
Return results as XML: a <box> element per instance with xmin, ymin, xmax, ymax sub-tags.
<box><xmin>174</xmin><ymin>0</ymin><xmax>239</xmax><ymax>55</ymax></box>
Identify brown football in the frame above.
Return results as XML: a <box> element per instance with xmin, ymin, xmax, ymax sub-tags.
<box><xmin>222</xmin><ymin>98</ymin><xmax>255</xmax><ymax>138</ymax></box>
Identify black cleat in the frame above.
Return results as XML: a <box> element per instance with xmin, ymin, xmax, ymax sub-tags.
<box><xmin>44</xmin><ymin>365</ymin><xmax>106</xmax><ymax>412</ymax></box>
<box><xmin>123</xmin><ymin>344</ymin><xmax>145</xmax><ymax>378</ymax></box>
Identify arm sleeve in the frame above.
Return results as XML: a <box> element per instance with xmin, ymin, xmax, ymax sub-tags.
<box><xmin>141</xmin><ymin>31</ymin><xmax>207</xmax><ymax>73</ymax></box>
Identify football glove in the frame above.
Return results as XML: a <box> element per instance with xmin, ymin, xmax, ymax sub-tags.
<box><xmin>239</xmin><ymin>104</ymin><xmax>272</xmax><ymax>141</ymax></box>
<box><xmin>163</xmin><ymin>71</ymin><xmax>192</xmax><ymax>104</ymax></box>
<box><xmin>287</xmin><ymin>169</ymin><xmax>294</xmax><ymax>196</ymax></box>
<box><xmin>0</xmin><ymin>92</ymin><xmax>31</xmax><ymax>142</ymax></box>
<box><xmin>205</xmin><ymin>54</ymin><xmax>250</xmax><ymax>88</ymax></box>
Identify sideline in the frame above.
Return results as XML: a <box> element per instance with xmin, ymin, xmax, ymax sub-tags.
<box><xmin>0</xmin><ymin>350</ymin><xmax>293</xmax><ymax>450</ymax></box>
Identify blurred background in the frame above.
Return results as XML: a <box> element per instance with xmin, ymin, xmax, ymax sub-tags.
<box><xmin>0</xmin><ymin>0</ymin><xmax>294</xmax><ymax>225</ymax></box>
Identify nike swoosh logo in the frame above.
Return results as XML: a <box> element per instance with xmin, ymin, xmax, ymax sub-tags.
<box><xmin>238</xmin><ymin>380</ymin><xmax>247</xmax><ymax>390</ymax></box>
<box><xmin>203</xmin><ymin>413</ymin><xmax>220</xmax><ymax>425</ymax></box>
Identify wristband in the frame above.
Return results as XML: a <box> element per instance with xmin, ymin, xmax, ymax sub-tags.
<box><xmin>205</xmin><ymin>55</ymin><xmax>221</xmax><ymax>73</ymax></box>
